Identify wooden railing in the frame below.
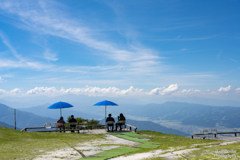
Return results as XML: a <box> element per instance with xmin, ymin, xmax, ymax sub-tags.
<box><xmin>21</xmin><ymin>124</ymin><xmax>137</xmax><ymax>132</ymax></box>
<box><xmin>125</xmin><ymin>124</ymin><xmax>137</xmax><ymax>132</ymax></box>
<box><xmin>192</xmin><ymin>131</ymin><xmax>240</xmax><ymax>139</ymax></box>
<box><xmin>21</xmin><ymin>124</ymin><xmax>105</xmax><ymax>132</ymax></box>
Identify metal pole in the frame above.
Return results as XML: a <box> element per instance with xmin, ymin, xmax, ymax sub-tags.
<box><xmin>105</xmin><ymin>105</ymin><xmax>106</xmax><ymax>125</ymax></box>
<box><xmin>60</xmin><ymin>108</ymin><xmax>62</xmax><ymax>117</ymax></box>
<box><xmin>14</xmin><ymin>109</ymin><xmax>16</xmax><ymax>130</ymax></box>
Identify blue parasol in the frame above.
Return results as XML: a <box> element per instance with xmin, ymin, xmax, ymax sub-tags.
<box><xmin>93</xmin><ymin>100</ymin><xmax>118</xmax><ymax>124</ymax></box>
<box><xmin>48</xmin><ymin>101</ymin><xmax>73</xmax><ymax>117</ymax></box>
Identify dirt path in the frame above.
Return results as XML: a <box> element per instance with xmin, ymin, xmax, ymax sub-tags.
<box><xmin>34</xmin><ymin>134</ymin><xmax>240</xmax><ymax>160</ymax></box>
<box><xmin>110</xmin><ymin>141</ymin><xmax>238</xmax><ymax>160</ymax></box>
<box><xmin>33</xmin><ymin>134</ymin><xmax>140</xmax><ymax>160</ymax></box>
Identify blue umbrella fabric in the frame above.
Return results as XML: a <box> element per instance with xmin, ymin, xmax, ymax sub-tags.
<box><xmin>48</xmin><ymin>101</ymin><xmax>73</xmax><ymax>117</ymax></box>
<box><xmin>94</xmin><ymin>100</ymin><xmax>118</xmax><ymax>124</ymax></box>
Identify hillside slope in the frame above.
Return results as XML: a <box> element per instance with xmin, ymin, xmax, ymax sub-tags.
<box><xmin>0</xmin><ymin>103</ymin><xmax>57</xmax><ymax>129</ymax></box>
<box><xmin>19</xmin><ymin>104</ymin><xmax>102</xmax><ymax>120</ymax></box>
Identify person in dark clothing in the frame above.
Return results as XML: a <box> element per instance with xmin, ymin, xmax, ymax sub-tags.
<box><xmin>57</xmin><ymin>117</ymin><xmax>65</xmax><ymax>132</ymax></box>
<box><xmin>116</xmin><ymin>113</ymin><xmax>126</xmax><ymax>131</ymax></box>
<box><xmin>106</xmin><ymin>114</ymin><xmax>115</xmax><ymax>132</ymax></box>
<box><xmin>69</xmin><ymin>115</ymin><xmax>77</xmax><ymax>133</ymax></box>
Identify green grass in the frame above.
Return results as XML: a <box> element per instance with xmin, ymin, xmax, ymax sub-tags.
<box><xmin>0</xmin><ymin>127</ymin><xmax>104</xmax><ymax>160</ymax></box>
<box><xmin>79</xmin><ymin>132</ymin><xmax>160</xmax><ymax>160</ymax></box>
<box><xmin>82</xmin><ymin>147</ymin><xmax>140</xmax><ymax>160</ymax></box>
<box><xmin>111</xmin><ymin>132</ymin><xmax>160</xmax><ymax>149</ymax></box>
<box><xmin>185</xmin><ymin>142</ymin><xmax>240</xmax><ymax>159</ymax></box>
<box><xmin>93</xmin><ymin>131</ymin><xmax>219</xmax><ymax>160</ymax></box>
<box><xmin>138</xmin><ymin>130</ymin><xmax>219</xmax><ymax>150</ymax></box>
<box><xmin>0</xmin><ymin>127</ymin><xmax>225</xmax><ymax>160</ymax></box>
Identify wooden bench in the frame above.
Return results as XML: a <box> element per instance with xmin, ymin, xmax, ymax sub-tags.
<box><xmin>125</xmin><ymin>124</ymin><xmax>137</xmax><ymax>132</ymax></box>
<box><xmin>191</xmin><ymin>134</ymin><xmax>206</xmax><ymax>139</ymax></box>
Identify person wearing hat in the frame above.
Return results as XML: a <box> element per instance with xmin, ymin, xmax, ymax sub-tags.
<box><xmin>69</xmin><ymin>115</ymin><xmax>77</xmax><ymax>133</ymax></box>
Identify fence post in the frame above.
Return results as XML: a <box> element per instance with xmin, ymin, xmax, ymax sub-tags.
<box><xmin>14</xmin><ymin>109</ymin><xmax>16</xmax><ymax>130</ymax></box>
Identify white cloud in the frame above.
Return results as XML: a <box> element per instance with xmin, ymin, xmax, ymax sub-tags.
<box><xmin>10</xmin><ymin>88</ymin><xmax>21</xmax><ymax>95</ymax></box>
<box><xmin>0</xmin><ymin>1</ymin><xmax>159</xmax><ymax>63</ymax></box>
<box><xmin>26</xmin><ymin>86</ymin><xmax>144</xmax><ymax>97</ymax></box>
<box><xmin>0</xmin><ymin>31</ymin><xmax>52</xmax><ymax>70</ymax></box>
<box><xmin>0</xmin><ymin>31</ymin><xmax>23</xmax><ymax>61</ymax></box>
<box><xmin>43</xmin><ymin>51</ymin><xmax>58</xmax><ymax>61</ymax></box>
<box><xmin>181</xmin><ymin>89</ymin><xmax>201</xmax><ymax>94</ymax></box>
<box><xmin>0</xmin><ymin>88</ymin><xmax>21</xmax><ymax>96</ymax></box>
<box><xmin>26</xmin><ymin>87</ymin><xmax>58</xmax><ymax>95</ymax></box>
<box><xmin>0</xmin><ymin>76</ymin><xmax>3</xmax><ymax>82</ymax></box>
<box><xmin>0</xmin><ymin>89</ymin><xmax>6</xmax><ymax>95</ymax></box>
<box><xmin>147</xmin><ymin>83</ymin><xmax>178</xmax><ymax>95</ymax></box>
<box><xmin>0</xmin><ymin>0</ymin><xmax>162</xmax><ymax>80</ymax></box>
<box><xmin>1</xmin><ymin>85</ymin><xmax>240</xmax><ymax>97</ymax></box>
<box><xmin>218</xmin><ymin>85</ymin><xmax>231</xmax><ymax>92</ymax></box>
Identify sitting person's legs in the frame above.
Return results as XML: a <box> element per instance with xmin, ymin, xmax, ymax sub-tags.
<box><xmin>107</xmin><ymin>124</ymin><xmax>114</xmax><ymax>132</ymax></box>
<box><xmin>70</xmin><ymin>125</ymin><xmax>76</xmax><ymax>133</ymax></box>
<box><xmin>118</xmin><ymin>123</ymin><xmax>123</xmax><ymax>130</ymax></box>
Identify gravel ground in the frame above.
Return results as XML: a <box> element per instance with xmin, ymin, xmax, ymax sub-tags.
<box><xmin>34</xmin><ymin>134</ymin><xmax>240</xmax><ymax>160</ymax></box>
<box><xmin>33</xmin><ymin>134</ymin><xmax>140</xmax><ymax>160</ymax></box>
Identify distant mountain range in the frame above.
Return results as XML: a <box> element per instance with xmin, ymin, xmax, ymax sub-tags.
<box><xmin>19</xmin><ymin>104</ymin><xmax>102</xmax><ymax>120</ymax></box>
<box><xmin>2</xmin><ymin>101</ymin><xmax>240</xmax><ymax>135</ymax></box>
<box><xmin>132</xmin><ymin>101</ymin><xmax>240</xmax><ymax>128</ymax></box>
<box><xmin>0</xmin><ymin>121</ymin><xmax>20</xmax><ymax>129</ymax></box>
<box><xmin>0</xmin><ymin>103</ymin><xmax>57</xmax><ymax>129</ymax></box>
<box><xmin>0</xmin><ymin>102</ymin><xmax>189</xmax><ymax>136</ymax></box>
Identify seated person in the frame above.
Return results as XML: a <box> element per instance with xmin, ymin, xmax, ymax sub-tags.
<box><xmin>106</xmin><ymin>114</ymin><xmax>115</xmax><ymax>132</ymax></box>
<box><xmin>57</xmin><ymin>117</ymin><xmax>65</xmax><ymax>130</ymax></box>
<box><xmin>116</xmin><ymin>113</ymin><xmax>126</xmax><ymax>131</ymax></box>
<box><xmin>69</xmin><ymin>115</ymin><xmax>77</xmax><ymax>133</ymax></box>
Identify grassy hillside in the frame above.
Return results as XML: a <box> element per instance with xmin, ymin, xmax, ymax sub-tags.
<box><xmin>0</xmin><ymin>127</ymin><xmax>219</xmax><ymax>160</ymax></box>
<box><xmin>0</xmin><ymin>103</ymin><xmax>58</xmax><ymax>129</ymax></box>
<box><xmin>0</xmin><ymin>127</ymin><xmax>104</xmax><ymax>159</ymax></box>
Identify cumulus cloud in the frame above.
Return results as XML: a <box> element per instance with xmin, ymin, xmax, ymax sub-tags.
<box><xmin>147</xmin><ymin>84</ymin><xmax>178</xmax><ymax>95</ymax></box>
<box><xmin>0</xmin><ymin>89</ymin><xmax>6</xmax><ymax>95</ymax></box>
<box><xmin>181</xmin><ymin>89</ymin><xmax>201</xmax><ymax>94</ymax></box>
<box><xmin>0</xmin><ymin>88</ymin><xmax>21</xmax><ymax>96</ymax></box>
<box><xmin>26</xmin><ymin>86</ymin><xmax>144</xmax><ymax>96</ymax></box>
<box><xmin>1</xmin><ymin>85</ymin><xmax>240</xmax><ymax>97</ymax></box>
<box><xmin>218</xmin><ymin>85</ymin><xmax>231</xmax><ymax>92</ymax></box>
<box><xmin>10</xmin><ymin>88</ymin><xmax>21</xmax><ymax>95</ymax></box>
<box><xmin>26</xmin><ymin>87</ymin><xmax>58</xmax><ymax>95</ymax></box>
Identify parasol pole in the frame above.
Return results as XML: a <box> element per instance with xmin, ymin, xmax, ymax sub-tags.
<box><xmin>105</xmin><ymin>105</ymin><xmax>106</xmax><ymax>125</ymax></box>
<box><xmin>60</xmin><ymin>108</ymin><xmax>62</xmax><ymax>117</ymax></box>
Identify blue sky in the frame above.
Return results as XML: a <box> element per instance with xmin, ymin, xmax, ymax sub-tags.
<box><xmin>0</xmin><ymin>0</ymin><xmax>240</xmax><ymax>104</ymax></box>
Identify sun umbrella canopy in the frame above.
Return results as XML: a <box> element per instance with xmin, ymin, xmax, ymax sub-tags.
<box><xmin>48</xmin><ymin>101</ymin><xmax>73</xmax><ymax>117</ymax></box>
<box><xmin>48</xmin><ymin>102</ymin><xmax>73</xmax><ymax>109</ymax></box>
<box><xmin>93</xmin><ymin>100</ymin><xmax>118</xmax><ymax>106</ymax></box>
<box><xmin>94</xmin><ymin>100</ymin><xmax>118</xmax><ymax>125</ymax></box>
